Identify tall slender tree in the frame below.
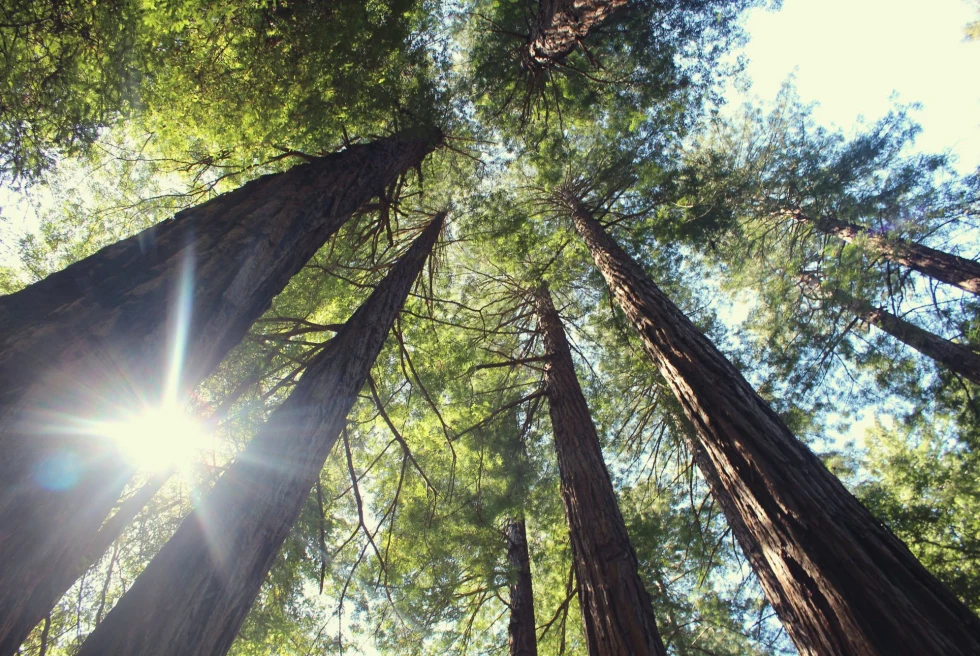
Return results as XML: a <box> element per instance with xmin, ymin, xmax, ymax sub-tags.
<box><xmin>562</xmin><ymin>189</ymin><xmax>980</xmax><ymax>655</ymax></box>
<box><xmin>793</xmin><ymin>210</ymin><xmax>980</xmax><ymax>297</ymax></box>
<box><xmin>506</xmin><ymin>518</ymin><xmax>538</xmax><ymax>656</ymax></box>
<box><xmin>804</xmin><ymin>276</ymin><xmax>980</xmax><ymax>384</ymax></box>
<box><xmin>534</xmin><ymin>286</ymin><xmax>666</xmax><ymax>656</ymax></box>
<box><xmin>73</xmin><ymin>212</ymin><xmax>445</xmax><ymax>656</ymax></box>
<box><xmin>0</xmin><ymin>130</ymin><xmax>440</xmax><ymax>655</ymax></box>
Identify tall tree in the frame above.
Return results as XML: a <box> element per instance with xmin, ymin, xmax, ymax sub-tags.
<box><xmin>793</xmin><ymin>210</ymin><xmax>980</xmax><ymax>296</ymax></box>
<box><xmin>0</xmin><ymin>129</ymin><xmax>439</xmax><ymax>655</ymax></box>
<box><xmin>811</xmin><ymin>278</ymin><xmax>980</xmax><ymax>385</ymax></box>
<box><xmin>534</xmin><ymin>286</ymin><xmax>666</xmax><ymax>656</ymax></box>
<box><xmin>506</xmin><ymin>518</ymin><xmax>538</xmax><ymax>656</ymax></box>
<box><xmin>74</xmin><ymin>212</ymin><xmax>445</xmax><ymax>656</ymax></box>
<box><xmin>562</xmin><ymin>190</ymin><xmax>980</xmax><ymax>655</ymax></box>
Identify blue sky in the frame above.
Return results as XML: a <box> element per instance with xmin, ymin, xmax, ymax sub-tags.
<box><xmin>738</xmin><ymin>0</ymin><xmax>980</xmax><ymax>174</ymax></box>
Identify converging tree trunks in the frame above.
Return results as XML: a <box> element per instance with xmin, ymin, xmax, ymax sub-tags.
<box><xmin>0</xmin><ymin>130</ymin><xmax>439</xmax><ymax>655</ymax></box>
<box><xmin>74</xmin><ymin>213</ymin><xmax>445</xmax><ymax>656</ymax></box>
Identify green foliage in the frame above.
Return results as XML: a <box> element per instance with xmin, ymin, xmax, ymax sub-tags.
<box><xmin>858</xmin><ymin>414</ymin><xmax>980</xmax><ymax>614</ymax></box>
<box><xmin>464</xmin><ymin>0</ymin><xmax>759</xmax><ymax>143</ymax></box>
<box><xmin>6</xmin><ymin>2</ymin><xmax>980</xmax><ymax>655</ymax></box>
<box><xmin>0</xmin><ymin>0</ymin><xmax>141</xmax><ymax>182</ymax></box>
<box><xmin>0</xmin><ymin>0</ymin><xmax>438</xmax><ymax>185</ymax></box>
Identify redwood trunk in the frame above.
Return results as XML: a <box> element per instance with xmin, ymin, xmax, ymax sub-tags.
<box><xmin>523</xmin><ymin>0</ymin><xmax>628</xmax><ymax>71</ymax></box>
<box><xmin>74</xmin><ymin>214</ymin><xmax>444</xmax><ymax>656</ymax></box>
<box><xmin>534</xmin><ymin>287</ymin><xmax>666</xmax><ymax>656</ymax></box>
<box><xmin>832</xmin><ymin>288</ymin><xmax>980</xmax><ymax>384</ymax></box>
<box><xmin>807</xmin><ymin>213</ymin><xmax>980</xmax><ymax>296</ymax></box>
<box><xmin>506</xmin><ymin>518</ymin><xmax>538</xmax><ymax>656</ymax></box>
<box><xmin>0</xmin><ymin>131</ymin><xmax>438</xmax><ymax>655</ymax></box>
<box><xmin>569</xmin><ymin>196</ymin><xmax>980</xmax><ymax>655</ymax></box>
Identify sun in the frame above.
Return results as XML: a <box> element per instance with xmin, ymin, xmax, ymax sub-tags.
<box><xmin>100</xmin><ymin>402</ymin><xmax>209</xmax><ymax>472</ymax></box>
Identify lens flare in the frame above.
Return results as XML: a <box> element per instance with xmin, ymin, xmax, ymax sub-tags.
<box><xmin>100</xmin><ymin>402</ymin><xmax>208</xmax><ymax>471</ymax></box>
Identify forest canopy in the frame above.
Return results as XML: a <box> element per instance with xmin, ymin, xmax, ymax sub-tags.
<box><xmin>0</xmin><ymin>1</ymin><xmax>978</xmax><ymax>655</ymax></box>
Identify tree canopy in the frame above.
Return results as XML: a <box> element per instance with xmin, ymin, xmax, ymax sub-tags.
<box><xmin>1</xmin><ymin>1</ymin><xmax>978</xmax><ymax>654</ymax></box>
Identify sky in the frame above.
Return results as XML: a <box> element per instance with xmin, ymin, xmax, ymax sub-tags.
<box><xmin>718</xmin><ymin>0</ymin><xmax>980</xmax><ymax>446</ymax></box>
<box><xmin>737</xmin><ymin>0</ymin><xmax>980</xmax><ymax>174</ymax></box>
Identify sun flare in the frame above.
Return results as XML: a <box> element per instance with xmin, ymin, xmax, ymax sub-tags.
<box><xmin>100</xmin><ymin>403</ymin><xmax>208</xmax><ymax>472</ymax></box>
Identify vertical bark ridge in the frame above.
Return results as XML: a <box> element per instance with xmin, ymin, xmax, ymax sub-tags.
<box><xmin>830</xmin><ymin>287</ymin><xmax>980</xmax><ymax>384</ymax></box>
<box><xmin>74</xmin><ymin>213</ymin><xmax>445</xmax><ymax>656</ymax></box>
<box><xmin>523</xmin><ymin>0</ymin><xmax>628</xmax><ymax>71</ymax></box>
<box><xmin>0</xmin><ymin>131</ymin><xmax>439</xmax><ymax>656</ymax></box>
<box><xmin>506</xmin><ymin>518</ymin><xmax>538</xmax><ymax>656</ymax></box>
<box><xmin>568</xmin><ymin>196</ymin><xmax>980</xmax><ymax>655</ymax></box>
<box><xmin>534</xmin><ymin>287</ymin><xmax>666</xmax><ymax>656</ymax></box>
<box><xmin>801</xmin><ymin>211</ymin><xmax>980</xmax><ymax>296</ymax></box>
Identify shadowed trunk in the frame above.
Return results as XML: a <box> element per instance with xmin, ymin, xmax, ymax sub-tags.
<box><xmin>567</xmin><ymin>194</ymin><xmax>980</xmax><ymax>655</ymax></box>
<box><xmin>830</xmin><ymin>286</ymin><xmax>980</xmax><ymax>384</ymax></box>
<box><xmin>74</xmin><ymin>214</ymin><xmax>444</xmax><ymax>656</ymax></box>
<box><xmin>2</xmin><ymin>470</ymin><xmax>170</xmax><ymax>655</ymax></box>
<box><xmin>506</xmin><ymin>518</ymin><xmax>538</xmax><ymax>656</ymax></box>
<box><xmin>800</xmin><ymin>211</ymin><xmax>980</xmax><ymax>296</ymax></box>
<box><xmin>534</xmin><ymin>287</ymin><xmax>666</xmax><ymax>656</ymax></box>
<box><xmin>0</xmin><ymin>130</ymin><xmax>439</xmax><ymax>656</ymax></box>
<box><xmin>523</xmin><ymin>0</ymin><xmax>628</xmax><ymax>71</ymax></box>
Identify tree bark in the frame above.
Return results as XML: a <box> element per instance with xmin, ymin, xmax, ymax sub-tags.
<box><xmin>73</xmin><ymin>213</ymin><xmax>443</xmax><ymax>656</ymax></box>
<box><xmin>0</xmin><ymin>130</ymin><xmax>439</xmax><ymax>656</ymax></box>
<box><xmin>567</xmin><ymin>194</ymin><xmax>980</xmax><ymax>655</ymax></box>
<box><xmin>831</xmin><ymin>287</ymin><xmax>980</xmax><ymax>384</ymax></box>
<box><xmin>534</xmin><ymin>287</ymin><xmax>666</xmax><ymax>656</ymax></box>
<box><xmin>801</xmin><ymin>211</ymin><xmax>980</xmax><ymax>297</ymax></box>
<box><xmin>523</xmin><ymin>0</ymin><xmax>628</xmax><ymax>71</ymax></box>
<box><xmin>506</xmin><ymin>518</ymin><xmax>538</xmax><ymax>656</ymax></box>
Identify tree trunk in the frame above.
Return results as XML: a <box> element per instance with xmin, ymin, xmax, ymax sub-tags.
<box><xmin>506</xmin><ymin>518</ymin><xmax>538</xmax><ymax>656</ymax></box>
<box><xmin>831</xmin><ymin>287</ymin><xmax>980</xmax><ymax>384</ymax></box>
<box><xmin>802</xmin><ymin>211</ymin><xmax>980</xmax><ymax>297</ymax></box>
<box><xmin>533</xmin><ymin>287</ymin><xmax>666</xmax><ymax>656</ymax></box>
<box><xmin>523</xmin><ymin>0</ymin><xmax>628</xmax><ymax>71</ymax></box>
<box><xmin>74</xmin><ymin>214</ymin><xmax>444</xmax><ymax>656</ymax></box>
<box><xmin>0</xmin><ymin>130</ymin><xmax>439</xmax><ymax>656</ymax></box>
<box><xmin>567</xmin><ymin>195</ymin><xmax>980</xmax><ymax>655</ymax></box>
<box><xmin>0</xmin><ymin>470</ymin><xmax>167</xmax><ymax>656</ymax></box>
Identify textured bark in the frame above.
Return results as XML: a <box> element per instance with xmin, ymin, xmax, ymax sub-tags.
<box><xmin>534</xmin><ymin>288</ymin><xmax>666</xmax><ymax>656</ymax></box>
<box><xmin>804</xmin><ymin>212</ymin><xmax>980</xmax><ymax>296</ymax></box>
<box><xmin>832</xmin><ymin>288</ymin><xmax>980</xmax><ymax>384</ymax></box>
<box><xmin>75</xmin><ymin>214</ymin><xmax>444</xmax><ymax>656</ymax></box>
<box><xmin>523</xmin><ymin>0</ymin><xmax>628</xmax><ymax>71</ymax></box>
<box><xmin>568</xmin><ymin>196</ymin><xmax>980</xmax><ymax>655</ymax></box>
<box><xmin>506</xmin><ymin>518</ymin><xmax>538</xmax><ymax>656</ymax></box>
<box><xmin>0</xmin><ymin>130</ymin><xmax>438</xmax><ymax>656</ymax></box>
